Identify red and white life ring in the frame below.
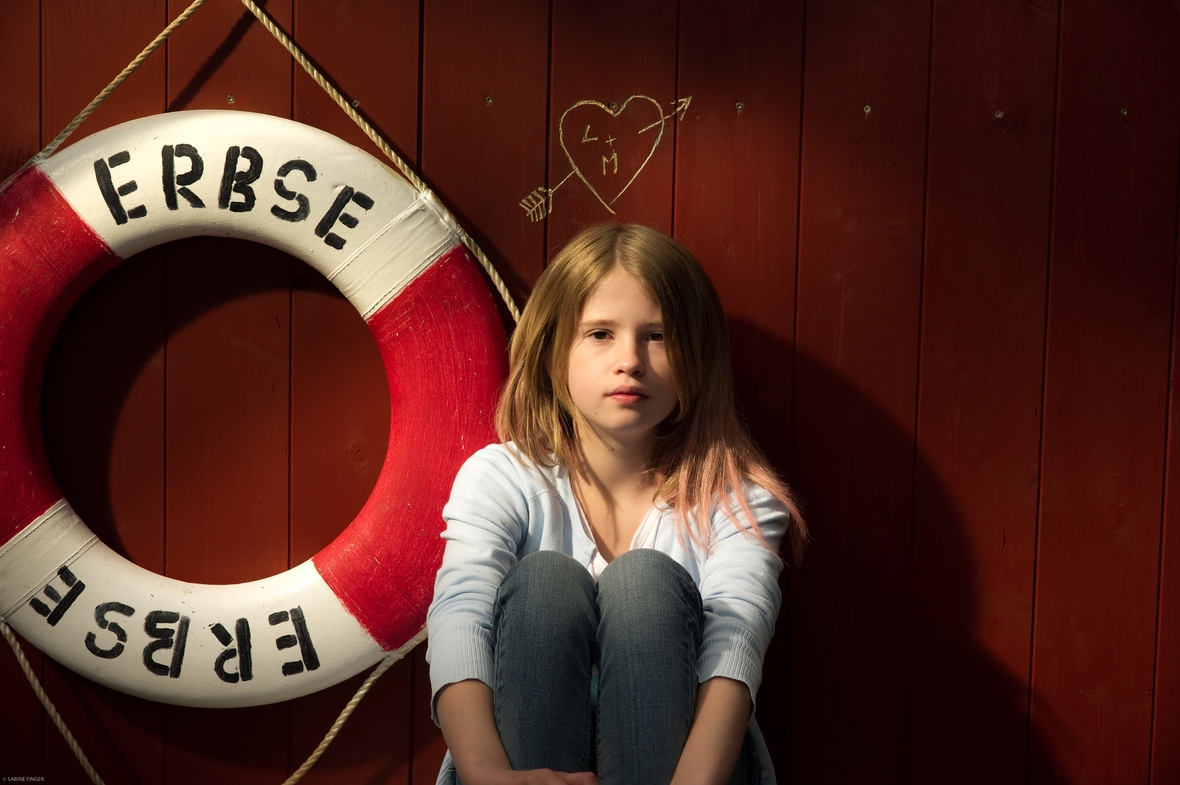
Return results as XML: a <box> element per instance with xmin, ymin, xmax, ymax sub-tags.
<box><xmin>0</xmin><ymin>111</ymin><xmax>506</xmax><ymax>707</ymax></box>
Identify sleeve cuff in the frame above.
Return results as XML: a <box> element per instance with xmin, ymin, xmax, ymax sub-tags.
<box><xmin>697</xmin><ymin>616</ymin><xmax>766</xmax><ymax>709</ymax></box>
<box><xmin>426</xmin><ymin>620</ymin><xmax>496</xmax><ymax>724</ymax></box>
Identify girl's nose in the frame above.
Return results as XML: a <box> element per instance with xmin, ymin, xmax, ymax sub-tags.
<box><xmin>616</xmin><ymin>339</ymin><xmax>645</xmax><ymax>374</ymax></box>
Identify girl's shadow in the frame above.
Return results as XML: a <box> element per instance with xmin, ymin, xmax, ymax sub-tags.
<box><xmin>728</xmin><ymin>319</ymin><xmax>1065</xmax><ymax>784</ymax></box>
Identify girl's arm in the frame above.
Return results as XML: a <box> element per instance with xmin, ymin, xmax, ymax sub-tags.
<box><xmin>671</xmin><ymin>676</ymin><xmax>752</xmax><ymax>785</ymax></box>
<box><xmin>430</xmin><ymin>449</ymin><xmax>599</xmax><ymax>785</ymax></box>
<box><xmin>436</xmin><ymin>680</ymin><xmax>510</xmax><ymax>783</ymax></box>
<box><xmin>688</xmin><ymin>483</ymin><xmax>790</xmax><ymax>783</ymax></box>
<box><xmin>437</xmin><ymin>679</ymin><xmax>599</xmax><ymax>785</ymax></box>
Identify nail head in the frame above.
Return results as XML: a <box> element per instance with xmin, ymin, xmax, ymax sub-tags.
<box><xmin>863</xmin><ymin>104</ymin><xmax>871</xmax><ymax>114</ymax></box>
<box><xmin>226</xmin><ymin>94</ymin><xmax>235</xmax><ymax>104</ymax></box>
<box><xmin>994</xmin><ymin>109</ymin><xmax>1004</xmax><ymax>119</ymax></box>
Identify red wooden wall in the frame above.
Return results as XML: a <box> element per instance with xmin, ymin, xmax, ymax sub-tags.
<box><xmin>1</xmin><ymin>1</ymin><xmax>1179</xmax><ymax>783</ymax></box>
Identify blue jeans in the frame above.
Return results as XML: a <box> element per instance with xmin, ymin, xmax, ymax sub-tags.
<box><xmin>468</xmin><ymin>548</ymin><xmax>759</xmax><ymax>785</ymax></box>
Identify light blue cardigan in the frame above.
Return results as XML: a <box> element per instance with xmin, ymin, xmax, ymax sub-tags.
<box><xmin>426</xmin><ymin>443</ymin><xmax>786</xmax><ymax>783</ymax></box>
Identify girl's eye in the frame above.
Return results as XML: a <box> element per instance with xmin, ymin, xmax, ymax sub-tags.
<box><xmin>648</xmin><ymin>331</ymin><xmax>664</xmax><ymax>342</ymax></box>
<box><xmin>589</xmin><ymin>330</ymin><xmax>610</xmax><ymax>340</ymax></box>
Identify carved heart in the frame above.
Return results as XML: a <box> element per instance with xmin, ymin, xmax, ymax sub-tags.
<box><xmin>559</xmin><ymin>96</ymin><xmax>665</xmax><ymax>213</ymax></box>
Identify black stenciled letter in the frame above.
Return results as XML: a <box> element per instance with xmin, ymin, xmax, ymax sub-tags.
<box><xmin>29</xmin><ymin>565</ymin><xmax>86</xmax><ymax>626</ymax></box>
<box><xmin>210</xmin><ymin>618</ymin><xmax>253</xmax><ymax>684</ymax></box>
<box><xmin>162</xmin><ymin>144</ymin><xmax>205</xmax><ymax>210</ymax></box>
<box><xmin>314</xmin><ymin>186</ymin><xmax>374</xmax><ymax>250</ymax></box>
<box><xmin>143</xmin><ymin>610</ymin><xmax>190</xmax><ymax>678</ymax></box>
<box><xmin>269</xmin><ymin>606</ymin><xmax>321</xmax><ymax>676</ymax></box>
<box><xmin>93</xmin><ymin>150</ymin><xmax>147</xmax><ymax>225</ymax></box>
<box><xmin>218</xmin><ymin>145</ymin><xmax>264</xmax><ymax>212</ymax></box>
<box><xmin>85</xmin><ymin>601</ymin><xmax>135</xmax><ymax>659</ymax></box>
<box><xmin>271</xmin><ymin>159</ymin><xmax>316</xmax><ymax>222</ymax></box>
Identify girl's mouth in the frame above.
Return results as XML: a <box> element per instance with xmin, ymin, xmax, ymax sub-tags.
<box><xmin>608</xmin><ymin>388</ymin><xmax>647</xmax><ymax>403</ymax></box>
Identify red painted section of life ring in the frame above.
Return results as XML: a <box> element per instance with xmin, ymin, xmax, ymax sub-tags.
<box><xmin>0</xmin><ymin>167</ymin><xmax>122</xmax><ymax>547</ymax></box>
<box><xmin>314</xmin><ymin>245</ymin><xmax>506</xmax><ymax>649</ymax></box>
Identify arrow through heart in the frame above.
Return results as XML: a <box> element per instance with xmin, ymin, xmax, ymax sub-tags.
<box><xmin>519</xmin><ymin>95</ymin><xmax>692</xmax><ymax>221</ymax></box>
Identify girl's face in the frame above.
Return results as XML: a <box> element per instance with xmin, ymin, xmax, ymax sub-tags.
<box><xmin>566</xmin><ymin>265</ymin><xmax>678</xmax><ymax>451</ymax></box>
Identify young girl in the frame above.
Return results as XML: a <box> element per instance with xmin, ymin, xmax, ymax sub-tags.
<box><xmin>426</xmin><ymin>224</ymin><xmax>805</xmax><ymax>785</ymax></box>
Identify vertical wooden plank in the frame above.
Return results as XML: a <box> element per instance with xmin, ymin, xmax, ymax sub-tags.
<box><xmin>411</xmin><ymin>646</ymin><xmax>448</xmax><ymax>785</ymax></box>
<box><xmin>292</xmin><ymin>0</ymin><xmax>419</xmax><ymax>165</ymax></box>
<box><xmin>0</xmin><ymin>0</ymin><xmax>39</xmax><ymax>177</ymax></box>
<box><xmin>1032</xmin><ymin>1</ymin><xmax>1180</xmax><ymax>782</ymax></box>
<box><xmin>289</xmin><ymin>4</ymin><xmax>416</xmax><ymax>779</ymax></box>
<box><xmin>165</xmin><ymin>243</ymin><xmax>291</xmax><ymax>585</ymax></box>
<box><xmin>0</xmin><ymin>0</ymin><xmax>44</xmax><ymax>776</ymax></box>
<box><xmin>288</xmin><ymin>268</ymin><xmax>405</xmax><ymax>783</ymax></box>
<box><xmin>1158</xmin><ymin>201</ymin><xmax>1180</xmax><ymax>785</ymax></box>
<box><xmin>421</xmin><ymin>0</ymin><xmax>549</xmax><ymax>302</ymax></box>
<box><xmin>166</xmin><ymin>0</ymin><xmax>293</xmax><ymax>116</ymax></box>
<box><xmin>673</xmin><ymin>0</ymin><xmax>804</xmax><ymax>474</ymax></box>
<box><xmin>906</xmin><ymin>1</ymin><xmax>1059</xmax><ymax>782</ymax></box>
<box><xmin>43</xmin><ymin>256</ymin><xmax>168</xmax><ymax>576</ymax></box>
<box><xmin>40</xmin><ymin>254</ymin><xmax>169</xmax><ymax>785</ymax></box>
<box><xmin>546</xmin><ymin>0</ymin><xmax>678</xmax><ymax>253</ymax></box>
<box><xmin>672</xmin><ymin>0</ymin><xmax>804</xmax><ymax>772</ymax></box>
<box><xmin>788</xmin><ymin>1</ymin><xmax>931</xmax><ymax>782</ymax></box>
<box><xmin>42</xmin><ymin>0</ymin><xmax>166</xmax><ymax>148</ymax></box>
<box><xmin>164</xmin><ymin>239</ymin><xmax>292</xmax><ymax>785</ymax></box>
<box><xmin>36</xmin><ymin>2</ymin><xmax>169</xmax><ymax>782</ymax></box>
<box><xmin>416</xmin><ymin>4</ymin><xmax>549</xmax><ymax>776</ymax></box>
<box><xmin>0</xmin><ymin>630</ymin><xmax>45</xmax><ymax>779</ymax></box>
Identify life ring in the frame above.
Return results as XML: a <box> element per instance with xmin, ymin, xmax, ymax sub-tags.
<box><xmin>0</xmin><ymin>110</ymin><xmax>507</xmax><ymax>707</ymax></box>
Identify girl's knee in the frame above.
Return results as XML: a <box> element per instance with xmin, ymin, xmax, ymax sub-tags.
<box><xmin>597</xmin><ymin>549</ymin><xmax>702</xmax><ymax>636</ymax></box>
<box><xmin>504</xmin><ymin>550</ymin><xmax>592</xmax><ymax>593</ymax></box>
<box><xmin>599</xmin><ymin>548</ymin><xmax>697</xmax><ymax>599</ymax></box>
<box><xmin>495</xmin><ymin>550</ymin><xmax>597</xmax><ymax>637</ymax></box>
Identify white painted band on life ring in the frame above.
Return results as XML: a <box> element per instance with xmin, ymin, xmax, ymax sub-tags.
<box><xmin>38</xmin><ymin>110</ymin><xmax>461</xmax><ymax>319</ymax></box>
<box><xmin>2</xmin><ymin>500</ymin><xmax>377</xmax><ymax>707</ymax></box>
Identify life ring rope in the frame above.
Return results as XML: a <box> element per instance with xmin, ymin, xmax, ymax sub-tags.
<box><xmin>235</xmin><ymin>0</ymin><xmax>523</xmax><ymax>324</ymax></box>
<box><xmin>31</xmin><ymin>0</ymin><xmax>210</xmax><ymax>166</ymax></box>
<box><xmin>27</xmin><ymin>0</ymin><xmax>521</xmax><ymax>324</ymax></box>
<box><xmin>3</xmin><ymin>1</ymin><xmax>521</xmax><ymax>782</ymax></box>
<box><xmin>2</xmin><ymin>621</ymin><xmax>109</xmax><ymax>785</ymax></box>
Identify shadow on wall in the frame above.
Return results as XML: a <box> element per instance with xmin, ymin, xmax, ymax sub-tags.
<box><xmin>729</xmin><ymin>319</ymin><xmax>1067</xmax><ymax>785</ymax></box>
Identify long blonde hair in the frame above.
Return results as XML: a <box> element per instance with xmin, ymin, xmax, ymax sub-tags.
<box><xmin>495</xmin><ymin>224</ymin><xmax>806</xmax><ymax>563</ymax></box>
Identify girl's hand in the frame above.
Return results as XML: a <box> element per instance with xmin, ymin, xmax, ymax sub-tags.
<box><xmin>465</xmin><ymin>767</ymin><xmax>599</xmax><ymax>785</ymax></box>
<box><xmin>520</xmin><ymin>770</ymin><xmax>599</xmax><ymax>785</ymax></box>
<box><xmin>438</xmin><ymin>680</ymin><xmax>600</xmax><ymax>785</ymax></box>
